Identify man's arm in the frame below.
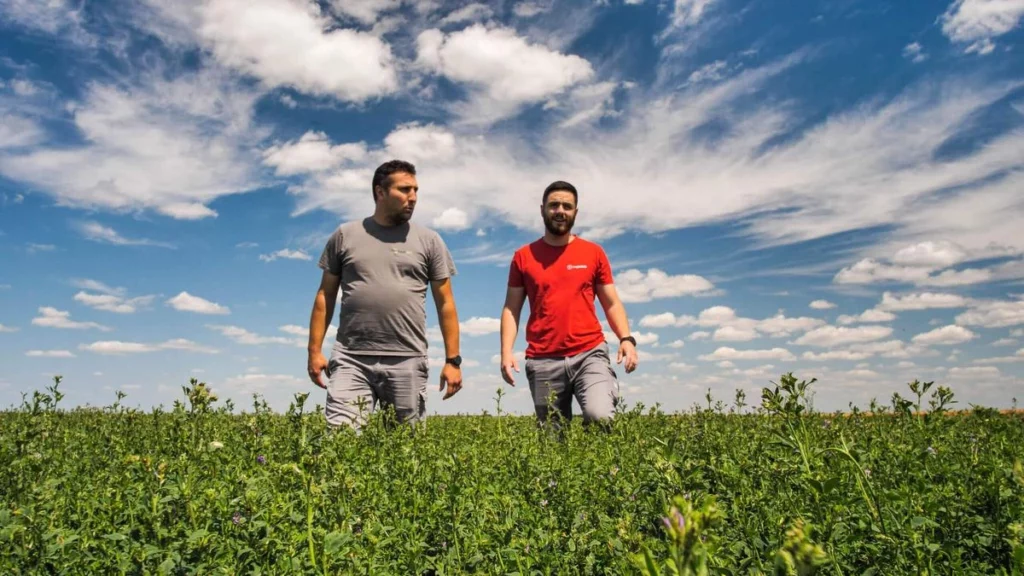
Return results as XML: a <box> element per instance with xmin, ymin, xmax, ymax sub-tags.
<box><xmin>596</xmin><ymin>283</ymin><xmax>638</xmax><ymax>373</ymax></box>
<box><xmin>500</xmin><ymin>286</ymin><xmax>526</xmax><ymax>385</ymax></box>
<box><xmin>430</xmin><ymin>277</ymin><xmax>463</xmax><ymax>399</ymax></box>
<box><xmin>307</xmin><ymin>270</ymin><xmax>340</xmax><ymax>388</ymax></box>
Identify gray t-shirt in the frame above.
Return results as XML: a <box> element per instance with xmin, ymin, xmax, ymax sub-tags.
<box><xmin>318</xmin><ymin>217</ymin><xmax>456</xmax><ymax>357</ymax></box>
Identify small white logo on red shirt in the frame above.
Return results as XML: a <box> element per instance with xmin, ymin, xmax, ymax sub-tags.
<box><xmin>566</xmin><ymin>264</ymin><xmax>588</xmax><ymax>270</ymax></box>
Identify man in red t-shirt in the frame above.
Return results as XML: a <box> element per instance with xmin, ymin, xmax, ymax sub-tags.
<box><xmin>499</xmin><ymin>180</ymin><xmax>639</xmax><ymax>428</ymax></box>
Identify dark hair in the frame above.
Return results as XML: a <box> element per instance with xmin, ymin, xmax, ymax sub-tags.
<box><xmin>542</xmin><ymin>180</ymin><xmax>578</xmax><ymax>205</ymax></box>
<box><xmin>372</xmin><ymin>160</ymin><xmax>417</xmax><ymax>201</ymax></box>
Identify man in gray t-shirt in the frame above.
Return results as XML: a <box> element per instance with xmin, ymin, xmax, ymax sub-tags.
<box><xmin>306</xmin><ymin>160</ymin><xmax>464</xmax><ymax>430</ymax></box>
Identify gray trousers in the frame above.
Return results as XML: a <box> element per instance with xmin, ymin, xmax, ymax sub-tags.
<box><xmin>524</xmin><ymin>342</ymin><xmax>621</xmax><ymax>427</ymax></box>
<box><xmin>324</xmin><ymin>345</ymin><xmax>429</xmax><ymax>430</ymax></box>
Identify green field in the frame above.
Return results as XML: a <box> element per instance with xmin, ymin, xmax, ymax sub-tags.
<box><xmin>1</xmin><ymin>374</ymin><xmax>1022</xmax><ymax>575</ymax></box>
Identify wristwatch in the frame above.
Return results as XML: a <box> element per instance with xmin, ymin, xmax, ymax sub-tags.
<box><xmin>445</xmin><ymin>355</ymin><xmax>462</xmax><ymax>367</ymax></box>
<box><xmin>619</xmin><ymin>336</ymin><xmax>637</xmax><ymax>347</ymax></box>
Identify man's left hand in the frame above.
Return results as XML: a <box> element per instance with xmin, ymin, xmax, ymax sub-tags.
<box><xmin>440</xmin><ymin>363</ymin><xmax>463</xmax><ymax>399</ymax></box>
<box><xmin>617</xmin><ymin>341</ymin><xmax>638</xmax><ymax>374</ymax></box>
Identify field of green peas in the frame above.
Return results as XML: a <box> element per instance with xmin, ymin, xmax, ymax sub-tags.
<box><xmin>1</xmin><ymin>373</ymin><xmax>1022</xmax><ymax>575</ymax></box>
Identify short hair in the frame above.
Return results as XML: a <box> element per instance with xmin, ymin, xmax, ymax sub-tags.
<box><xmin>542</xmin><ymin>180</ymin><xmax>578</xmax><ymax>205</ymax></box>
<box><xmin>372</xmin><ymin>160</ymin><xmax>417</xmax><ymax>201</ymax></box>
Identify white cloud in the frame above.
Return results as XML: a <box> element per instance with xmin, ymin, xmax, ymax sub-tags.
<box><xmin>440</xmin><ymin>3</ymin><xmax>493</xmax><ymax>25</ymax></box>
<box><xmin>686</xmin><ymin>60</ymin><xmax>728</xmax><ymax>85</ymax></box>
<box><xmin>328</xmin><ymin>0</ymin><xmax>400</xmax><ymax>24</ymax></box>
<box><xmin>892</xmin><ymin>240</ymin><xmax>968</xmax><ymax>268</ymax></box>
<box><xmin>699</xmin><ymin>347</ymin><xmax>796</xmax><ymax>361</ymax></box>
<box><xmin>0</xmin><ymin>66</ymin><xmax>264</xmax><ymax>221</ymax></box>
<box><xmin>0</xmin><ymin>114</ymin><xmax>45</xmax><ymax>149</ymax></box>
<box><xmin>223</xmin><ymin>372</ymin><xmax>306</xmax><ymax>390</ymax></box>
<box><xmin>80</xmin><ymin>339</ymin><xmax>218</xmax><ymax>354</ymax></box>
<box><xmin>794</xmin><ymin>325</ymin><xmax>893</xmax><ymax>348</ymax></box>
<box><xmin>513</xmin><ymin>2</ymin><xmax>546</xmax><ymax>17</ymax></box>
<box><xmin>31</xmin><ymin>307</ymin><xmax>110</xmax><ymax>331</ymax></box>
<box><xmin>689</xmin><ymin>331</ymin><xmax>711</xmax><ymax>341</ymax></box>
<box><xmin>902</xmin><ymin>42</ymin><xmax>927</xmax><ymax>63</ymax></box>
<box><xmin>948</xmin><ymin>366</ymin><xmax>1002</xmax><ymax>378</ymax></box>
<box><xmin>756</xmin><ymin>313</ymin><xmax>825</xmax><ymax>336</ymax></box>
<box><xmin>992</xmin><ymin>338</ymin><xmax>1018</xmax><ymax>346</ymax></box>
<box><xmin>940</xmin><ymin>0</ymin><xmax>1024</xmax><ymax>52</ymax></box>
<box><xmin>259</xmin><ymin>248</ymin><xmax>312</xmax><ymax>262</ymax></box>
<box><xmin>262</xmin><ymin>131</ymin><xmax>367</xmax><ymax>176</ymax></box>
<box><xmin>74</xmin><ymin>291</ymin><xmax>155</xmax><ymax>314</ymax></box>
<box><xmin>837</xmin><ymin>309</ymin><xmax>897</xmax><ymax>325</ymax></box>
<box><xmin>642</xmin><ymin>306</ymin><xmax>822</xmax><ymax>340</ymax></box>
<box><xmin>877</xmin><ymin>291</ymin><xmax>970</xmax><ymax>312</ymax></box>
<box><xmin>71</xmin><ymin>279</ymin><xmax>121</xmax><ymax>295</ymax></box>
<box><xmin>670</xmin><ymin>0</ymin><xmax>717</xmax><ymax>28</ymax></box>
<box><xmin>911</xmin><ymin>325</ymin><xmax>977</xmax><ymax>346</ymax></box>
<box><xmin>166</xmin><ymin>292</ymin><xmax>230</xmax><ymax>315</ymax></box>
<box><xmin>199</xmin><ymin>0</ymin><xmax>398</xmax><ymax>102</ymax></box>
<box><xmin>25</xmin><ymin>349</ymin><xmax>75</xmax><ymax>358</ymax></box>
<box><xmin>461</xmin><ymin>316</ymin><xmax>500</xmax><ymax>336</ymax></box>
<box><xmin>666</xmin><ymin>339</ymin><xmax>685</xmax><ymax>348</ymax></box>
<box><xmin>0</xmin><ymin>0</ymin><xmax>90</xmax><ymax>41</ymax></box>
<box><xmin>802</xmin><ymin>350</ymin><xmax>873</xmax><ymax>361</ymax></box>
<box><xmin>274</xmin><ymin>65</ymin><xmax>1024</xmax><ymax>258</ymax></box>
<box><xmin>433</xmin><ymin>207</ymin><xmax>470</xmax><ymax>231</ymax></box>
<box><xmin>0</xmin><ymin>323</ymin><xmax>19</xmax><ymax>333</ymax></box>
<box><xmin>955</xmin><ymin>297</ymin><xmax>1024</xmax><ymax>328</ymax></box>
<box><xmin>639</xmin><ymin>312</ymin><xmax>678</xmax><ymax>328</ymax></box>
<box><xmin>415</xmin><ymin>24</ymin><xmax>594</xmax><ymax>123</ymax></box>
<box><xmin>809</xmin><ymin>300</ymin><xmax>836</xmax><ymax>310</ymax></box>
<box><xmin>614</xmin><ymin>269</ymin><xmax>716</xmax><ymax>302</ymax></box>
<box><xmin>75</xmin><ymin>222</ymin><xmax>175</xmax><ymax>248</ymax></box>
<box><xmin>208</xmin><ymin>324</ymin><xmax>298</xmax><ymax>346</ymax></box>
<box><xmin>713</xmin><ymin>325</ymin><xmax>759</xmax><ymax>342</ymax></box>
<box><xmin>1014</xmin><ymin>329</ymin><xmax>1024</xmax><ymax>337</ymax></box>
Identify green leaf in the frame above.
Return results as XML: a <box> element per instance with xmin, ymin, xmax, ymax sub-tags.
<box><xmin>642</xmin><ymin>547</ymin><xmax>661</xmax><ymax>576</ymax></box>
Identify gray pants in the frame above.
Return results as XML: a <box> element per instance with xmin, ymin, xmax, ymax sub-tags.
<box><xmin>324</xmin><ymin>344</ymin><xmax>429</xmax><ymax>430</ymax></box>
<box><xmin>524</xmin><ymin>342</ymin><xmax>620</xmax><ymax>427</ymax></box>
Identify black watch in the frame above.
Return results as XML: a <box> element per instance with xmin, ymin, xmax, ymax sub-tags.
<box><xmin>445</xmin><ymin>355</ymin><xmax>462</xmax><ymax>367</ymax></box>
<box><xmin>619</xmin><ymin>336</ymin><xmax>637</xmax><ymax>347</ymax></box>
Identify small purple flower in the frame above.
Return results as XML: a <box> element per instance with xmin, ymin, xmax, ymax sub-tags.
<box><xmin>926</xmin><ymin>446</ymin><xmax>937</xmax><ymax>456</ymax></box>
<box><xmin>672</xmin><ymin>509</ymin><xmax>685</xmax><ymax>531</ymax></box>
<box><xmin>232</xmin><ymin>512</ymin><xmax>242</xmax><ymax>525</ymax></box>
<box><xmin>540</xmin><ymin>499</ymin><xmax>548</xmax><ymax>507</ymax></box>
<box><xmin>548</xmin><ymin>480</ymin><xmax>557</xmax><ymax>488</ymax></box>
<box><xmin>257</xmin><ymin>455</ymin><xmax>266</xmax><ymax>465</ymax></box>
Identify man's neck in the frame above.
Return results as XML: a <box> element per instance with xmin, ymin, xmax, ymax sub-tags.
<box><xmin>372</xmin><ymin>211</ymin><xmax>397</xmax><ymax>227</ymax></box>
<box><xmin>542</xmin><ymin>232</ymin><xmax>574</xmax><ymax>247</ymax></box>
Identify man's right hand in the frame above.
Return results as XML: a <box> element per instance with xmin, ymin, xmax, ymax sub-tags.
<box><xmin>308</xmin><ymin>352</ymin><xmax>329</xmax><ymax>389</ymax></box>
<box><xmin>500</xmin><ymin>353</ymin><xmax>519</xmax><ymax>386</ymax></box>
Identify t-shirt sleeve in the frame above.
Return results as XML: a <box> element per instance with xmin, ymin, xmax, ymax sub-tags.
<box><xmin>595</xmin><ymin>245</ymin><xmax>614</xmax><ymax>285</ymax></box>
<box><xmin>508</xmin><ymin>251</ymin><xmax>524</xmax><ymax>288</ymax></box>
<box><xmin>427</xmin><ymin>232</ymin><xmax>457</xmax><ymax>281</ymax></box>
<box><xmin>317</xmin><ymin>228</ymin><xmax>344</xmax><ymax>276</ymax></box>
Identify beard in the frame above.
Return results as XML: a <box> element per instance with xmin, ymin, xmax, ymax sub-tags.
<box><xmin>543</xmin><ymin>212</ymin><xmax>575</xmax><ymax>236</ymax></box>
<box><xmin>387</xmin><ymin>204</ymin><xmax>414</xmax><ymax>226</ymax></box>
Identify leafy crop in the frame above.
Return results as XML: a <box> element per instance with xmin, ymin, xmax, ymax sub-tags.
<box><xmin>1</xmin><ymin>373</ymin><xmax>1022</xmax><ymax>575</ymax></box>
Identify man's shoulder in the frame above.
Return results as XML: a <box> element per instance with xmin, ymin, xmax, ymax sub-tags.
<box><xmin>514</xmin><ymin>238</ymin><xmax>546</xmax><ymax>255</ymax></box>
<box><xmin>572</xmin><ymin>236</ymin><xmax>608</xmax><ymax>256</ymax></box>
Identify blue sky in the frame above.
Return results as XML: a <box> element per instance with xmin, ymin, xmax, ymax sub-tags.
<box><xmin>1</xmin><ymin>0</ymin><xmax>1023</xmax><ymax>415</ymax></box>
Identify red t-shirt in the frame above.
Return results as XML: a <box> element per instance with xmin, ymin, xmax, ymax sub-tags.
<box><xmin>508</xmin><ymin>237</ymin><xmax>614</xmax><ymax>358</ymax></box>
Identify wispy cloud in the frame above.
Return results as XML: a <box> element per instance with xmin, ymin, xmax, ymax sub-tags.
<box><xmin>80</xmin><ymin>338</ymin><xmax>218</xmax><ymax>354</ymax></box>
<box><xmin>75</xmin><ymin>221</ymin><xmax>175</xmax><ymax>248</ymax></box>
<box><xmin>166</xmin><ymin>292</ymin><xmax>230</xmax><ymax>315</ymax></box>
<box><xmin>259</xmin><ymin>248</ymin><xmax>312</xmax><ymax>262</ymax></box>
<box><xmin>31</xmin><ymin>307</ymin><xmax>111</xmax><ymax>331</ymax></box>
<box><xmin>25</xmin><ymin>349</ymin><xmax>76</xmax><ymax>358</ymax></box>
